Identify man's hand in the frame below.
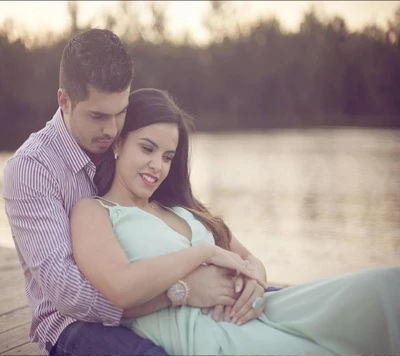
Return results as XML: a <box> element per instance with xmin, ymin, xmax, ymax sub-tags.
<box><xmin>185</xmin><ymin>264</ymin><xmax>238</xmax><ymax>308</ymax></box>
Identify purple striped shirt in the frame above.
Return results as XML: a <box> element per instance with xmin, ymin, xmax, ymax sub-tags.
<box><xmin>2</xmin><ymin>108</ymin><xmax>123</xmax><ymax>355</ymax></box>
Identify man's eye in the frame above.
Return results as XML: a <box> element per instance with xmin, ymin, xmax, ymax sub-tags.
<box><xmin>92</xmin><ymin>115</ymin><xmax>104</xmax><ymax>120</ymax></box>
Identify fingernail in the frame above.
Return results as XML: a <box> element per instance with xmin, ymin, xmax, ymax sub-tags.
<box><xmin>236</xmin><ymin>320</ymin><xmax>242</xmax><ymax>326</ymax></box>
<box><xmin>230</xmin><ymin>310</ymin><xmax>235</xmax><ymax>317</ymax></box>
<box><xmin>235</xmin><ymin>285</ymin><xmax>240</xmax><ymax>293</ymax></box>
<box><xmin>231</xmin><ymin>317</ymin><xmax>237</xmax><ymax>324</ymax></box>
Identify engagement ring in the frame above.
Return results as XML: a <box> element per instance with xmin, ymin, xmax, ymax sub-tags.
<box><xmin>251</xmin><ymin>295</ymin><xmax>264</xmax><ymax>310</ymax></box>
<box><xmin>243</xmin><ymin>260</ymin><xmax>250</xmax><ymax>267</ymax></box>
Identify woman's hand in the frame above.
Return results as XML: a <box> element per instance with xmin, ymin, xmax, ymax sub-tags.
<box><xmin>200</xmin><ymin>274</ymin><xmax>265</xmax><ymax>324</ymax></box>
<box><xmin>205</xmin><ymin>245</ymin><xmax>267</xmax><ymax>289</ymax></box>
<box><xmin>229</xmin><ymin>275</ymin><xmax>266</xmax><ymax>326</ymax></box>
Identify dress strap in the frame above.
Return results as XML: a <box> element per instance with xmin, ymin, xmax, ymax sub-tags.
<box><xmin>92</xmin><ymin>196</ymin><xmax>119</xmax><ymax>208</ymax></box>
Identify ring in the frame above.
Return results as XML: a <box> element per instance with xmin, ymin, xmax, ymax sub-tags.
<box><xmin>243</xmin><ymin>260</ymin><xmax>250</xmax><ymax>268</ymax></box>
<box><xmin>251</xmin><ymin>295</ymin><xmax>264</xmax><ymax>310</ymax></box>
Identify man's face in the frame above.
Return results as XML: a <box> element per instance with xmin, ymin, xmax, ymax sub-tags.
<box><xmin>59</xmin><ymin>85</ymin><xmax>130</xmax><ymax>162</ymax></box>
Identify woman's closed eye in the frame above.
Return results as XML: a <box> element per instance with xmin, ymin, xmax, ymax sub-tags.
<box><xmin>163</xmin><ymin>155</ymin><xmax>174</xmax><ymax>162</ymax></box>
<box><xmin>142</xmin><ymin>145</ymin><xmax>153</xmax><ymax>153</ymax></box>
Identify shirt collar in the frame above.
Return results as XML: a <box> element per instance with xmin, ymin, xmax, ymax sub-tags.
<box><xmin>52</xmin><ymin>107</ymin><xmax>95</xmax><ymax>174</ymax></box>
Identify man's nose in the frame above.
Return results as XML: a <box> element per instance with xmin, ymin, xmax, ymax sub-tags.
<box><xmin>103</xmin><ymin>116</ymin><xmax>118</xmax><ymax>138</ymax></box>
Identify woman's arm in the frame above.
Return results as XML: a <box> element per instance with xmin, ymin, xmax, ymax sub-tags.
<box><xmin>230</xmin><ymin>236</ymin><xmax>267</xmax><ymax>285</ymax></box>
<box><xmin>70</xmin><ymin>199</ymin><xmax>263</xmax><ymax>310</ymax></box>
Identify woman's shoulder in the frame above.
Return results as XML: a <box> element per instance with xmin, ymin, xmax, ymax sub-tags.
<box><xmin>71</xmin><ymin>197</ymin><xmax>110</xmax><ymax>215</ymax></box>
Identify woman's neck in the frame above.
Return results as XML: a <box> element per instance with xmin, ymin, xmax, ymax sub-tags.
<box><xmin>104</xmin><ymin>183</ymin><xmax>150</xmax><ymax>209</ymax></box>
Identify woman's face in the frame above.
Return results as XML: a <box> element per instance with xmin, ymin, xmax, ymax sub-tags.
<box><xmin>114</xmin><ymin>122</ymin><xmax>179</xmax><ymax>203</ymax></box>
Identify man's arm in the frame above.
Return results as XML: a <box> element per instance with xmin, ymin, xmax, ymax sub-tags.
<box><xmin>123</xmin><ymin>293</ymin><xmax>171</xmax><ymax>318</ymax></box>
<box><xmin>3</xmin><ymin>155</ymin><xmax>122</xmax><ymax>325</ymax></box>
<box><xmin>123</xmin><ymin>264</ymin><xmax>239</xmax><ymax>318</ymax></box>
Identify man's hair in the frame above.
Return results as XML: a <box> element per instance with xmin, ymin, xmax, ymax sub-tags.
<box><xmin>59</xmin><ymin>28</ymin><xmax>134</xmax><ymax>107</ymax></box>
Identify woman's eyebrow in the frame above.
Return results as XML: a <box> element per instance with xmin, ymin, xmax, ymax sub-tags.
<box><xmin>139</xmin><ymin>138</ymin><xmax>158</xmax><ymax>148</ymax></box>
<box><xmin>139</xmin><ymin>138</ymin><xmax>176</xmax><ymax>154</ymax></box>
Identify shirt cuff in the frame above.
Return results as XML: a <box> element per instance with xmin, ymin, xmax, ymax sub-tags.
<box><xmin>92</xmin><ymin>291</ymin><xmax>124</xmax><ymax>326</ymax></box>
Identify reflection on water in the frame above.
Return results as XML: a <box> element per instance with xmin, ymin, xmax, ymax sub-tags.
<box><xmin>0</xmin><ymin>128</ymin><xmax>399</xmax><ymax>285</ymax></box>
<box><xmin>190</xmin><ymin>128</ymin><xmax>400</xmax><ymax>285</ymax></box>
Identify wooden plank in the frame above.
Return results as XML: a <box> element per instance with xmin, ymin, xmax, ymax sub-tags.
<box><xmin>0</xmin><ymin>323</ymin><xmax>30</xmax><ymax>354</ymax></box>
<box><xmin>0</xmin><ymin>249</ymin><xmax>20</xmax><ymax>269</ymax></box>
<box><xmin>0</xmin><ymin>341</ymin><xmax>38</xmax><ymax>355</ymax></box>
<box><xmin>0</xmin><ymin>268</ymin><xmax>25</xmax><ymax>288</ymax></box>
<box><xmin>0</xmin><ymin>284</ymin><xmax>28</xmax><ymax>316</ymax></box>
<box><xmin>0</xmin><ymin>306</ymin><xmax>31</xmax><ymax>334</ymax></box>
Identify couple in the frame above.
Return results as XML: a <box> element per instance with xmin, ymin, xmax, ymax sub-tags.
<box><xmin>3</xmin><ymin>28</ymin><xmax>400</xmax><ymax>355</ymax></box>
<box><xmin>2</xmin><ymin>27</ymin><xmax>272</xmax><ymax>356</ymax></box>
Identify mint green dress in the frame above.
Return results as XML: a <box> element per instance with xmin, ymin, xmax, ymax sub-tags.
<box><xmin>96</xmin><ymin>199</ymin><xmax>400</xmax><ymax>355</ymax></box>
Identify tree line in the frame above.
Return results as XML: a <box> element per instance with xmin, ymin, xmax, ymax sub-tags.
<box><xmin>1</xmin><ymin>1</ymin><xmax>400</xmax><ymax>150</ymax></box>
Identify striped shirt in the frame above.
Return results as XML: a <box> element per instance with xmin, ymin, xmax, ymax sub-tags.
<box><xmin>2</xmin><ymin>108</ymin><xmax>123</xmax><ymax>355</ymax></box>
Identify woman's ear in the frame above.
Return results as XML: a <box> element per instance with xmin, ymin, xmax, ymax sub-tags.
<box><xmin>112</xmin><ymin>139</ymin><xmax>122</xmax><ymax>159</ymax></box>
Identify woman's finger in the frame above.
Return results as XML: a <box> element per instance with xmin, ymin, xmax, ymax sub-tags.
<box><xmin>230</xmin><ymin>279</ymin><xmax>255</xmax><ymax>318</ymax></box>
<box><xmin>235</xmin><ymin>259</ymin><xmax>266</xmax><ymax>289</ymax></box>
<box><xmin>235</xmin><ymin>296</ymin><xmax>265</xmax><ymax>326</ymax></box>
<box><xmin>231</xmin><ymin>281</ymin><xmax>265</xmax><ymax>323</ymax></box>
<box><xmin>201</xmin><ymin>307</ymin><xmax>210</xmax><ymax>315</ymax></box>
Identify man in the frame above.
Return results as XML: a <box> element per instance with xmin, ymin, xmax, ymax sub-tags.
<box><xmin>2</xmin><ymin>29</ymin><xmax>241</xmax><ymax>356</ymax></box>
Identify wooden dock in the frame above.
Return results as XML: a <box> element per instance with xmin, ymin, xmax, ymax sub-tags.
<box><xmin>0</xmin><ymin>217</ymin><xmax>289</xmax><ymax>356</ymax></box>
<box><xmin>0</xmin><ymin>244</ymin><xmax>290</xmax><ymax>356</ymax></box>
<box><xmin>0</xmin><ymin>246</ymin><xmax>38</xmax><ymax>355</ymax></box>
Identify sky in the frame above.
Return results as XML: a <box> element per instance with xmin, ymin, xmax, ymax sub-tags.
<box><xmin>0</xmin><ymin>1</ymin><xmax>399</xmax><ymax>45</ymax></box>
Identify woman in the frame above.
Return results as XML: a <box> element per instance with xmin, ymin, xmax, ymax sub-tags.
<box><xmin>70</xmin><ymin>88</ymin><xmax>400</xmax><ymax>355</ymax></box>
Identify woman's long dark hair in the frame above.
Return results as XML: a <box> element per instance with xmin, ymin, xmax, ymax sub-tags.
<box><xmin>94</xmin><ymin>88</ymin><xmax>232</xmax><ymax>250</ymax></box>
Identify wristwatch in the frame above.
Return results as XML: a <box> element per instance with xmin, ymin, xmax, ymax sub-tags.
<box><xmin>167</xmin><ymin>280</ymin><xmax>189</xmax><ymax>307</ymax></box>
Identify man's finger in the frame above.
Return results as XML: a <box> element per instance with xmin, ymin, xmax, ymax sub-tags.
<box><xmin>218</xmin><ymin>296</ymin><xmax>237</xmax><ymax>306</ymax></box>
<box><xmin>220</xmin><ymin>278</ymin><xmax>236</xmax><ymax>289</ymax></box>
<box><xmin>235</xmin><ymin>275</ymin><xmax>244</xmax><ymax>293</ymax></box>
<box><xmin>201</xmin><ymin>307</ymin><xmax>210</xmax><ymax>315</ymax></box>
<box><xmin>212</xmin><ymin>305</ymin><xmax>224</xmax><ymax>322</ymax></box>
<box><xmin>223</xmin><ymin>306</ymin><xmax>232</xmax><ymax>322</ymax></box>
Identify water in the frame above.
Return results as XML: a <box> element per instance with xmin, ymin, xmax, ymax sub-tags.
<box><xmin>1</xmin><ymin>128</ymin><xmax>399</xmax><ymax>285</ymax></box>
<box><xmin>190</xmin><ymin>128</ymin><xmax>400</xmax><ymax>285</ymax></box>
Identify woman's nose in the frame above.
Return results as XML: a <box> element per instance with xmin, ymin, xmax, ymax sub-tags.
<box><xmin>149</xmin><ymin>155</ymin><xmax>162</xmax><ymax>170</ymax></box>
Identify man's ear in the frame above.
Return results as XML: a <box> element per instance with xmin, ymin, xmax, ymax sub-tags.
<box><xmin>57</xmin><ymin>88</ymin><xmax>71</xmax><ymax>114</ymax></box>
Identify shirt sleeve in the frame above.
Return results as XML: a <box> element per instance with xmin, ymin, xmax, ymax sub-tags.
<box><xmin>2</xmin><ymin>154</ymin><xmax>123</xmax><ymax>325</ymax></box>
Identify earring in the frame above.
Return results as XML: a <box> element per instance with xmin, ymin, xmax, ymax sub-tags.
<box><xmin>114</xmin><ymin>152</ymin><xmax>118</xmax><ymax>160</ymax></box>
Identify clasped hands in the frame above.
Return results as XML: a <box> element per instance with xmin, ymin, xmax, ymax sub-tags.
<box><xmin>186</xmin><ymin>264</ymin><xmax>266</xmax><ymax>327</ymax></box>
<box><xmin>202</xmin><ymin>274</ymin><xmax>265</xmax><ymax>326</ymax></box>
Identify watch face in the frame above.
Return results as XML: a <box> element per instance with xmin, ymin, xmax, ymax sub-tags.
<box><xmin>169</xmin><ymin>282</ymin><xmax>186</xmax><ymax>302</ymax></box>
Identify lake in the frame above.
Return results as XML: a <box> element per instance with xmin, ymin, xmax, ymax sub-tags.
<box><xmin>1</xmin><ymin>127</ymin><xmax>399</xmax><ymax>285</ymax></box>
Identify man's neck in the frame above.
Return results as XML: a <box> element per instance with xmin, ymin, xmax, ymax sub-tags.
<box><xmin>85</xmin><ymin>151</ymin><xmax>104</xmax><ymax>166</ymax></box>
